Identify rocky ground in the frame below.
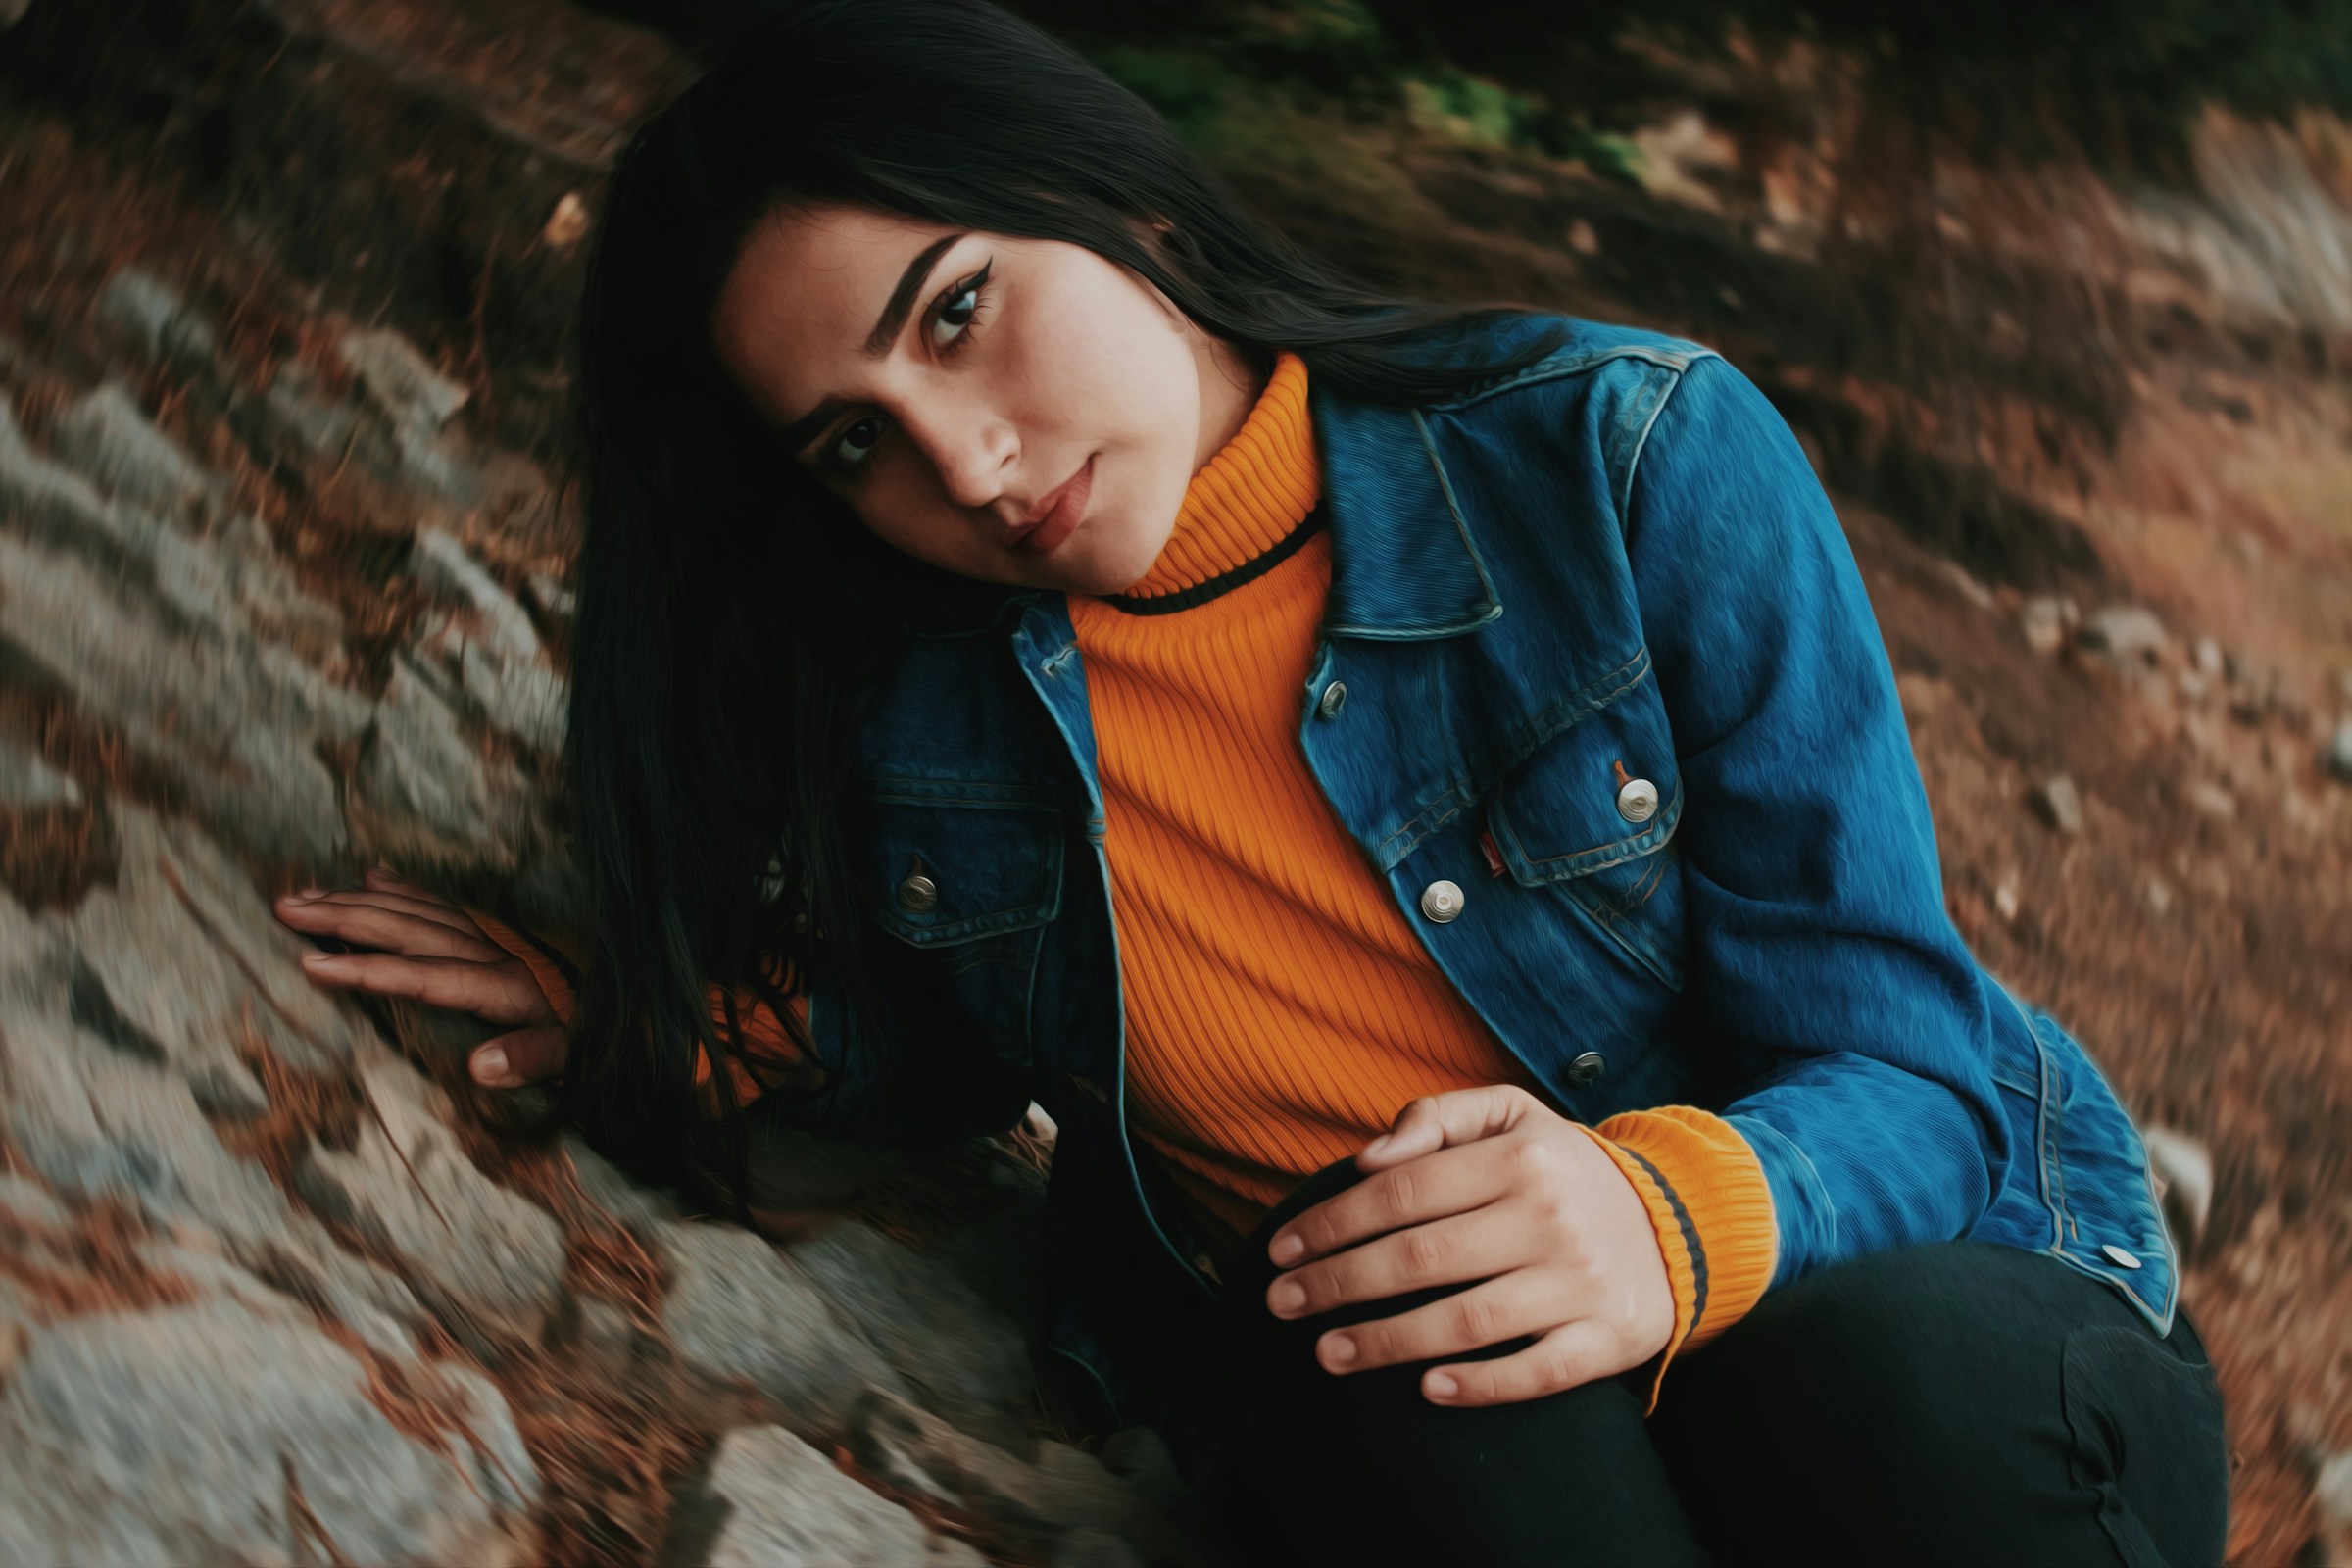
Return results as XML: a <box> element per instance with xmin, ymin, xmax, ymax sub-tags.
<box><xmin>0</xmin><ymin>0</ymin><xmax>2346</xmax><ymax>1563</ymax></box>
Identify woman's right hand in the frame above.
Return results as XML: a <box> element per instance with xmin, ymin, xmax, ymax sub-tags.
<box><xmin>273</xmin><ymin>866</ymin><xmax>570</xmax><ymax>1090</ymax></box>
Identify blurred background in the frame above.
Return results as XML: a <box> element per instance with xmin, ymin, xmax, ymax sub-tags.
<box><xmin>0</xmin><ymin>1</ymin><xmax>2345</xmax><ymax>1562</ymax></box>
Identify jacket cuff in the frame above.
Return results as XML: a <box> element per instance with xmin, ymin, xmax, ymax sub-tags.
<box><xmin>1572</xmin><ymin>1105</ymin><xmax>1778</xmax><ymax>1416</ymax></box>
<box><xmin>464</xmin><ymin>906</ymin><xmax>581</xmax><ymax>1028</ymax></box>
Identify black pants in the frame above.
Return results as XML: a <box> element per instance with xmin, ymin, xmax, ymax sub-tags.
<box><xmin>1175</xmin><ymin>1155</ymin><xmax>2230</xmax><ymax>1567</ymax></box>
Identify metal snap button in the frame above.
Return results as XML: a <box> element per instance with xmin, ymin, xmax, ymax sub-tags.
<box><xmin>1316</xmin><ymin>680</ymin><xmax>1348</xmax><ymax>719</ymax></box>
<box><xmin>1616</xmin><ymin>777</ymin><xmax>1660</xmax><ymax>824</ymax></box>
<box><xmin>2100</xmin><ymin>1243</ymin><xmax>2142</xmax><ymax>1270</ymax></box>
<box><xmin>1419</xmin><ymin>879</ymin><xmax>1465</xmax><ymax>923</ymax></box>
<box><xmin>1566</xmin><ymin>1051</ymin><xmax>1606</xmax><ymax>1085</ymax></box>
<box><xmin>896</xmin><ymin>872</ymin><xmax>939</xmax><ymax>913</ymax></box>
<box><xmin>1192</xmin><ymin>1250</ymin><xmax>1222</xmax><ymax>1283</ymax></box>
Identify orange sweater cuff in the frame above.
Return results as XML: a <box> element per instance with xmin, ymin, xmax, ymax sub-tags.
<box><xmin>465</xmin><ymin>905</ymin><xmax>581</xmax><ymax>1027</ymax></box>
<box><xmin>462</xmin><ymin>906</ymin><xmax>813</xmax><ymax>1114</ymax></box>
<box><xmin>1573</xmin><ymin>1106</ymin><xmax>1778</xmax><ymax>1416</ymax></box>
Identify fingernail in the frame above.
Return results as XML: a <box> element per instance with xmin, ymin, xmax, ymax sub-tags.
<box><xmin>1324</xmin><ymin>1334</ymin><xmax>1357</xmax><ymax>1366</ymax></box>
<box><xmin>472</xmin><ymin>1048</ymin><xmax>509</xmax><ymax>1084</ymax></box>
<box><xmin>301</xmin><ymin>951</ymin><xmax>340</xmax><ymax>967</ymax></box>
<box><xmin>1426</xmin><ymin>1372</ymin><xmax>1458</xmax><ymax>1399</ymax></box>
<box><xmin>1268</xmin><ymin>1279</ymin><xmax>1305</xmax><ymax>1315</ymax></box>
<box><xmin>287</xmin><ymin>887</ymin><xmax>324</xmax><ymax>902</ymax></box>
<box><xmin>1363</xmin><ymin>1135</ymin><xmax>1392</xmax><ymax>1158</ymax></box>
<box><xmin>1269</xmin><ymin>1232</ymin><xmax>1303</xmax><ymax>1265</ymax></box>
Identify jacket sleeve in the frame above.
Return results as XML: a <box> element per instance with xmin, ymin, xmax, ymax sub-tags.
<box><xmin>463</xmin><ymin>906</ymin><xmax>815</xmax><ymax>1115</ymax></box>
<box><xmin>1618</xmin><ymin>353</ymin><xmax>2012</xmax><ymax>1299</ymax></box>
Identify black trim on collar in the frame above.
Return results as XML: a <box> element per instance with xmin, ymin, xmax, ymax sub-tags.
<box><xmin>1095</xmin><ymin>504</ymin><xmax>1327</xmax><ymax>616</ymax></box>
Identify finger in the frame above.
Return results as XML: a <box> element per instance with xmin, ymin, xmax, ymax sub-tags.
<box><xmin>1267</xmin><ymin>1139</ymin><xmax>1517</xmax><ymax>1269</ymax></box>
<box><xmin>1356</xmin><ymin>1084</ymin><xmax>1544</xmax><ymax>1171</ymax></box>
<box><xmin>470</xmin><ymin>1024</ymin><xmax>570</xmax><ymax>1088</ymax></box>
<box><xmin>1422</xmin><ymin>1314</ymin><xmax>1627</xmax><ymax>1406</ymax></box>
<box><xmin>274</xmin><ymin>898</ymin><xmax>500</xmax><ymax>962</ymax></box>
<box><xmin>1307</xmin><ymin>1268</ymin><xmax>1563</xmax><ymax>1377</ymax></box>
<box><xmin>1268</xmin><ymin>1199</ymin><xmax>1530</xmax><ymax>1322</ymax></box>
<box><xmin>298</xmin><ymin>949</ymin><xmax>548</xmax><ymax>1026</ymax></box>
<box><xmin>281</xmin><ymin>886</ymin><xmax>477</xmax><ymax>939</ymax></box>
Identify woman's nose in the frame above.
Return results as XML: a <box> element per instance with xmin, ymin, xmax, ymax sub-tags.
<box><xmin>902</xmin><ymin>401</ymin><xmax>1017</xmax><ymax>510</ymax></box>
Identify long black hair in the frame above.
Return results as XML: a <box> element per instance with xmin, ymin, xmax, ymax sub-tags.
<box><xmin>565</xmin><ymin>0</ymin><xmax>1576</xmax><ymax>1202</ymax></box>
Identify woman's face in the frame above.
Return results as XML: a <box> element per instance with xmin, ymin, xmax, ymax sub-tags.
<box><xmin>709</xmin><ymin>202</ymin><xmax>1265</xmax><ymax>595</ymax></box>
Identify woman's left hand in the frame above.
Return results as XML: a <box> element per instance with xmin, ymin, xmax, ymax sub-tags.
<box><xmin>1262</xmin><ymin>1084</ymin><xmax>1674</xmax><ymax>1406</ymax></box>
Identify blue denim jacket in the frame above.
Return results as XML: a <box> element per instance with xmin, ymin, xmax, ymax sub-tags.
<box><xmin>786</xmin><ymin>313</ymin><xmax>2178</xmax><ymax>1428</ymax></box>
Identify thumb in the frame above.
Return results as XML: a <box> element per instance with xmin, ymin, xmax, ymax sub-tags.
<box><xmin>470</xmin><ymin>1022</ymin><xmax>569</xmax><ymax>1089</ymax></box>
<box><xmin>1358</xmin><ymin>1085</ymin><xmax>1538</xmax><ymax>1170</ymax></box>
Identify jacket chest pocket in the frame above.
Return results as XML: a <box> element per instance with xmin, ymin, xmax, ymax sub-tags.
<box><xmin>854</xmin><ymin>778</ymin><xmax>1065</xmax><ymax>1067</ymax></box>
<box><xmin>1481</xmin><ymin>683</ymin><xmax>1689</xmax><ymax>994</ymax></box>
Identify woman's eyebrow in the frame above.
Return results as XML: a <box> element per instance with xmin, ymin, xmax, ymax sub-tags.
<box><xmin>776</xmin><ymin>230</ymin><xmax>969</xmax><ymax>455</ymax></box>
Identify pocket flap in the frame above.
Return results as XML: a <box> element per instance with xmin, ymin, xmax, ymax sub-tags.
<box><xmin>1484</xmin><ymin>690</ymin><xmax>1682</xmax><ymax>886</ymax></box>
<box><xmin>854</xmin><ymin>777</ymin><xmax>1064</xmax><ymax>946</ymax></box>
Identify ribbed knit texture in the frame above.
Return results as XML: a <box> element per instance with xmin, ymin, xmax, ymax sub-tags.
<box><xmin>1066</xmin><ymin>351</ymin><xmax>1554</xmax><ymax>1246</ymax></box>
<box><xmin>480</xmin><ymin>345</ymin><xmax>1781</xmax><ymax>1412</ymax></box>
<box><xmin>1067</xmin><ymin>348</ymin><xmax>1778</xmax><ymax>1413</ymax></box>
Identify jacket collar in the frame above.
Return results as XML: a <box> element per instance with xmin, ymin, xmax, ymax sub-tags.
<box><xmin>1307</xmin><ymin>383</ymin><xmax>1502</xmax><ymax>640</ymax></box>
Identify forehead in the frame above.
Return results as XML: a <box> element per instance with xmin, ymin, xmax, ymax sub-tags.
<box><xmin>709</xmin><ymin>203</ymin><xmax>956</xmax><ymax>420</ymax></box>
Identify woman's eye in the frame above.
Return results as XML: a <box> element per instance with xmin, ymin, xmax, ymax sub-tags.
<box><xmin>929</xmin><ymin>263</ymin><xmax>991</xmax><ymax>352</ymax></box>
<box><xmin>829</xmin><ymin>417</ymin><xmax>882</xmax><ymax>470</ymax></box>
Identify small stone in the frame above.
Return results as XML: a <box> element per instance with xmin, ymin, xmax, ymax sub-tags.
<box><xmin>663</xmin><ymin>1424</ymin><xmax>979</xmax><ymax>1567</ymax></box>
<box><xmin>2184</xmin><ymin>780</ymin><xmax>2237</xmax><ymax>819</ymax></box>
<box><xmin>0</xmin><ymin>736</ymin><xmax>80</xmax><ymax>809</ymax></box>
<box><xmin>848</xmin><ymin>1389</ymin><xmax>1191</xmax><ymax>1562</ymax></box>
<box><xmin>662</xmin><ymin>1220</ymin><xmax>909</xmax><ymax>1439</ymax></box>
<box><xmin>92</xmin><ymin>268</ymin><xmax>218</xmax><ymax>375</ymax></box>
<box><xmin>410</xmin><ymin>528</ymin><xmax>539</xmax><ymax>663</ymax></box>
<box><xmin>294</xmin><ymin>1057</ymin><xmax>568</xmax><ymax>1362</ymax></box>
<box><xmin>1992</xmin><ymin>871</ymin><xmax>2020</xmax><ymax>924</ymax></box>
<box><xmin>1566</xmin><ymin>219</ymin><xmax>1600</xmax><ymax>256</ymax></box>
<box><xmin>0</xmin><ymin>1173</ymin><xmax>68</xmax><ymax>1231</ymax></box>
<box><xmin>338</xmin><ymin>329</ymin><xmax>469</xmax><ymax>441</ymax></box>
<box><xmin>790</xmin><ymin>1219</ymin><xmax>1037</xmax><ymax>1450</ymax></box>
<box><xmin>2327</xmin><ymin>720</ymin><xmax>2352</xmax><ymax>784</ymax></box>
<box><xmin>2317</xmin><ymin>1447</ymin><xmax>2352</xmax><ymax>1565</ymax></box>
<box><xmin>48</xmin><ymin>383</ymin><xmax>219</xmax><ymax>521</ymax></box>
<box><xmin>2029</xmin><ymin>775</ymin><xmax>2083</xmax><ymax>836</ymax></box>
<box><xmin>2192</xmin><ymin>635</ymin><xmax>2224</xmax><ymax>677</ymax></box>
<box><xmin>2141</xmin><ymin>877</ymin><xmax>2174</xmax><ymax>917</ymax></box>
<box><xmin>0</xmin><ymin>1301</ymin><xmax>536</xmax><ymax>1564</ymax></box>
<box><xmin>349</xmin><ymin>657</ymin><xmax>531</xmax><ymax>868</ymax></box>
<box><xmin>2020</xmin><ymin>597</ymin><xmax>2067</xmax><ymax>656</ymax></box>
<box><xmin>2077</xmin><ymin>606</ymin><xmax>2167</xmax><ymax>664</ymax></box>
<box><xmin>1936</xmin><ymin>560</ymin><xmax>1994</xmax><ymax>610</ymax></box>
<box><xmin>525</xmin><ymin>569</ymin><xmax>576</xmax><ymax>621</ymax></box>
<box><xmin>2139</xmin><ymin>1126</ymin><xmax>2213</xmax><ymax>1246</ymax></box>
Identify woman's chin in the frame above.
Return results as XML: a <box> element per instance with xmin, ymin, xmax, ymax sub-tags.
<box><xmin>1036</xmin><ymin>525</ymin><xmax>1168</xmax><ymax>597</ymax></box>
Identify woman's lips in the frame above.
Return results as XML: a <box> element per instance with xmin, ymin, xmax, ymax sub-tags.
<box><xmin>1012</xmin><ymin>455</ymin><xmax>1093</xmax><ymax>556</ymax></box>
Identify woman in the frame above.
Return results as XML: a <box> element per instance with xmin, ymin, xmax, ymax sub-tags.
<box><xmin>274</xmin><ymin>2</ymin><xmax>2230</xmax><ymax>1561</ymax></box>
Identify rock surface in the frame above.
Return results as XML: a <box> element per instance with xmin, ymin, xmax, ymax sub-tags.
<box><xmin>664</xmin><ymin>1424</ymin><xmax>990</xmax><ymax>1568</ymax></box>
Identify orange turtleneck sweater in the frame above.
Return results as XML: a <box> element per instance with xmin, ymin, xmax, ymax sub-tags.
<box><xmin>474</xmin><ymin>348</ymin><xmax>1776</xmax><ymax>1408</ymax></box>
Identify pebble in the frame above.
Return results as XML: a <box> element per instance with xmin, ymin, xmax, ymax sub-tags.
<box><xmin>2076</xmin><ymin>605</ymin><xmax>2168</xmax><ymax>664</ymax></box>
<box><xmin>662</xmin><ymin>1423</ymin><xmax>985</xmax><ymax>1567</ymax></box>
<box><xmin>2184</xmin><ymin>780</ymin><xmax>2238</xmax><ymax>819</ymax></box>
<box><xmin>2030</xmin><ymin>774</ymin><xmax>2084</xmax><ymax>836</ymax></box>
<box><xmin>2020</xmin><ymin>597</ymin><xmax>2070</xmax><ymax>656</ymax></box>
<box><xmin>293</xmin><ymin>1058</ymin><xmax>568</xmax><ymax>1363</ymax></box>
